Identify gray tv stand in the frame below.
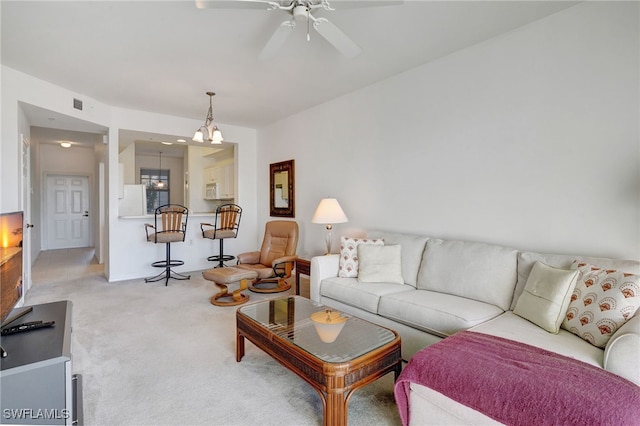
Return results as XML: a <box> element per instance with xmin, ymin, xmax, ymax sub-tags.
<box><xmin>0</xmin><ymin>301</ymin><xmax>83</xmax><ymax>425</ymax></box>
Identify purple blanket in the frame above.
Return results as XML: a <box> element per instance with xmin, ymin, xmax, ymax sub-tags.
<box><xmin>394</xmin><ymin>331</ymin><xmax>640</xmax><ymax>426</ymax></box>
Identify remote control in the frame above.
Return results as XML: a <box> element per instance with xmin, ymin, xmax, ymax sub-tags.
<box><xmin>1</xmin><ymin>321</ymin><xmax>55</xmax><ymax>335</ymax></box>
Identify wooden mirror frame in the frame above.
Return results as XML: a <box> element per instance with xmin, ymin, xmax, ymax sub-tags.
<box><xmin>270</xmin><ymin>159</ymin><xmax>295</xmax><ymax>218</ymax></box>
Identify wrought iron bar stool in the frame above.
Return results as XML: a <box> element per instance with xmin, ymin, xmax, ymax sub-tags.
<box><xmin>144</xmin><ymin>204</ymin><xmax>191</xmax><ymax>286</ymax></box>
<box><xmin>201</xmin><ymin>204</ymin><xmax>242</xmax><ymax>268</ymax></box>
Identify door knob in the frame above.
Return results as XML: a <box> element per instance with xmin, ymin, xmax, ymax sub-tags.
<box><xmin>26</xmin><ymin>223</ymin><xmax>34</xmax><ymax>228</ymax></box>
<box><xmin>83</xmin><ymin>211</ymin><xmax>89</xmax><ymax>217</ymax></box>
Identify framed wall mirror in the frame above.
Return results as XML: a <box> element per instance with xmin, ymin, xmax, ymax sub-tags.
<box><xmin>270</xmin><ymin>159</ymin><xmax>295</xmax><ymax>218</ymax></box>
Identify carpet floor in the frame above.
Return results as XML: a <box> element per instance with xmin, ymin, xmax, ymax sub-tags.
<box><xmin>24</xmin><ymin>248</ymin><xmax>401</xmax><ymax>426</ymax></box>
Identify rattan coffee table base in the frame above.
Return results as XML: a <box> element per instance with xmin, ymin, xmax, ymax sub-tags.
<box><xmin>236</xmin><ymin>297</ymin><xmax>402</xmax><ymax>426</ymax></box>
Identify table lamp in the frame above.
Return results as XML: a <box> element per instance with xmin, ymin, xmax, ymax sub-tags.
<box><xmin>311</xmin><ymin>198</ymin><xmax>348</xmax><ymax>255</ymax></box>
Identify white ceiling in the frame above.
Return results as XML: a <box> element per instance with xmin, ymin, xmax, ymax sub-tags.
<box><xmin>2</xmin><ymin>0</ymin><xmax>579</xmax><ymax>134</ymax></box>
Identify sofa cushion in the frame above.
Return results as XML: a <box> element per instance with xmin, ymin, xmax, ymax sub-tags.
<box><xmin>367</xmin><ymin>231</ymin><xmax>429</xmax><ymax>288</ymax></box>
<box><xmin>562</xmin><ymin>261</ymin><xmax>640</xmax><ymax>348</ymax></box>
<box><xmin>378</xmin><ymin>290</ymin><xmax>504</xmax><ymax>337</ymax></box>
<box><xmin>513</xmin><ymin>261</ymin><xmax>579</xmax><ymax>333</ymax></box>
<box><xmin>416</xmin><ymin>239</ymin><xmax>518</xmax><ymax>311</ymax></box>
<box><xmin>320</xmin><ymin>276</ymin><xmax>413</xmax><ymax>314</ymax></box>
<box><xmin>512</xmin><ymin>251</ymin><xmax>640</xmax><ymax>310</ymax></box>
<box><xmin>470</xmin><ymin>311</ymin><xmax>604</xmax><ymax>368</ymax></box>
<box><xmin>338</xmin><ymin>237</ymin><xmax>384</xmax><ymax>278</ymax></box>
<box><xmin>357</xmin><ymin>244</ymin><xmax>404</xmax><ymax>284</ymax></box>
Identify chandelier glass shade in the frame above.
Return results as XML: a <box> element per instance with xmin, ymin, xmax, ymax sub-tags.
<box><xmin>193</xmin><ymin>92</ymin><xmax>223</xmax><ymax>144</ymax></box>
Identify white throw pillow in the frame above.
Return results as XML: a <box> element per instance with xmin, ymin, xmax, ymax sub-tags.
<box><xmin>338</xmin><ymin>237</ymin><xmax>384</xmax><ymax>278</ymax></box>
<box><xmin>513</xmin><ymin>261</ymin><xmax>579</xmax><ymax>333</ymax></box>
<box><xmin>562</xmin><ymin>261</ymin><xmax>640</xmax><ymax>348</ymax></box>
<box><xmin>356</xmin><ymin>244</ymin><xmax>404</xmax><ymax>284</ymax></box>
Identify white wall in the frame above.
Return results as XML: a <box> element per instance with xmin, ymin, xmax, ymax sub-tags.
<box><xmin>1</xmin><ymin>66</ymin><xmax>259</xmax><ymax>282</ymax></box>
<box><xmin>106</xmin><ymin>108</ymin><xmax>258</xmax><ymax>281</ymax></box>
<box><xmin>1</xmin><ymin>66</ymin><xmax>112</xmax><ymax>212</ymax></box>
<box><xmin>257</xmin><ymin>2</ymin><xmax>640</xmax><ymax>260</ymax></box>
<box><xmin>118</xmin><ymin>143</ymin><xmax>136</xmax><ymax>186</ymax></box>
<box><xmin>40</xmin><ymin>143</ymin><xmax>96</xmax><ymax>175</ymax></box>
<box><xmin>187</xmin><ymin>145</ymin><xmax>217</xmax><ymax>213</ymax></box>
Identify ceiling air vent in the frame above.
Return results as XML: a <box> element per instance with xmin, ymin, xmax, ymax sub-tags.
<box><xmin>73</xmin><ymin>98</ymin><xmax>83</xmax><ymax>111</ymax></box>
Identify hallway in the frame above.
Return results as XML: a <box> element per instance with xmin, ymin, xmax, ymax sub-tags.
<box><xmin>31</xmin><ymin>247</ymin><xmax>104</xmax><ymax>286</ymax></box>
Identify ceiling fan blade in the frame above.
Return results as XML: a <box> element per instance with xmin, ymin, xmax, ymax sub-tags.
<box><xmin>313</xmin><ymin>18</ymin><xmax>361</xmax><ymax>58</ymax></box>
<box><xmin>324</xmin><ymin>1</ymin><xmax>404</xmax><ymax>10</ymax></box>
<box><xmin>195</xmin><ymin>0</ymin><xmax>281</xmax><ymax>10</ymax></box>
<box><xmin>259</xmin><ymin>20</ymin><xmax>296</xmax><ymax>60</ymax></box>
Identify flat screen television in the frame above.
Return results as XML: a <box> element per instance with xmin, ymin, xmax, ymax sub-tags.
<box><xmin>0</xmin><ymin>211</ymin><xmax>24</xmax><ymax>325</ymax></box>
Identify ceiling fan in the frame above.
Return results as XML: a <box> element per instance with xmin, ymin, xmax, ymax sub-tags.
<box><xmin>196</xmin><ymin>0</ymin><xmax>402</xmax><ymax>60</ymax></box>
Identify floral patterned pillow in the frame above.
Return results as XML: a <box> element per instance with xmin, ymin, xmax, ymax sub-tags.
<box><xmin>561</xmin><ymin>260</ymin><xmax>640</xmax><ymax>348</ymax></box>
<box><xmin>338</xmin><ymin>237</ymin><xmax>384</xmax><ymax>278</ymax></box>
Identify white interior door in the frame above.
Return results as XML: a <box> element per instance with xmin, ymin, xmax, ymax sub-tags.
<box><xmin>21</xmin><ymin>135</ymin><xmax>32</xmax><ymax>291</ymax></box>
<box><xmin>46</xmin><ymin>175</ymin><xmax>90</xmax><ymax>249</ymax></box>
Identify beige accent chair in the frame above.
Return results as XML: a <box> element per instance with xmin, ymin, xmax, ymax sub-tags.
<box><xmin>144</xmin><ymin>204</ymin><xmax>191</xmax><ymax>286</ymax></box>
<box><xmin>200</xmin><ymin>204</ymin><xmax>242</xmax><ymax>268</ymax></box>
<box><xmin>236</xmin><ymin>220</ymin><xmax>299</xmax><ymax>293</ymax></box>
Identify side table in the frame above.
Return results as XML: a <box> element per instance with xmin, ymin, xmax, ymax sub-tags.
<box><xmin>294</xmin><ymin>256</ymin><xmax>312</xmax><ymax>296</ymax></box>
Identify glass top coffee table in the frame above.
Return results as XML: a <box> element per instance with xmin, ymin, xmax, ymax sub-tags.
<box><xmin>236</xmin><ymin>296</ymin><xmax>402</xmax><ymax>426</ymax></box>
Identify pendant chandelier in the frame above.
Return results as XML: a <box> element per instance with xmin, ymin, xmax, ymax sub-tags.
<box><xmin>193</xmin><ymin>91</ymin><xmax>223</xmax><ymax>144</ymax></box>
<box><xmin>156</xmin><ymin>151</ymin><xmax>165</xmax><ymax>188</ymax></box>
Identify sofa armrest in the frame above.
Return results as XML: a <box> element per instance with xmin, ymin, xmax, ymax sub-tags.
<box><xmin>310</xmin><ymin>254</ymin><xmax>339</xmax><ymax>303</ymax></box>
<box><xmin>604</xmin><ymin>312</ymin><xmax>640</xmax><ymax>386</ymax></box>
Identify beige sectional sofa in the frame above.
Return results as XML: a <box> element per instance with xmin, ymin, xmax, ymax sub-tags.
<box><xmin>310</xmin><ymin>231</ymin><xmax>640</xmax><ymax>424</ymax></box>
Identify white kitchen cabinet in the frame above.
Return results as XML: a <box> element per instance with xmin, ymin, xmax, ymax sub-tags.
<box><xmin>203</xmin><ymin>164</ymin><xmax>234</xmax><ymax>199</ymax></box>
<box><xmin>204</xmin><ymin>166</ymin><xmax>221</xmax><ymax>184</ymax></box>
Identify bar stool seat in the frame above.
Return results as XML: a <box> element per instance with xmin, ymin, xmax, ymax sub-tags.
<box><xmin>203</xmin><ymin>267</ymin><xmax>257</xmax><ymax>306</ymax></box>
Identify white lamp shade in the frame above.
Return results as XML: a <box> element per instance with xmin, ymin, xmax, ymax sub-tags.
<box><xmin>211</xmin><ymin>127</ymin><xmax>223</xmax><ymax>143</ymax></box>
<box><xmin>311</xmin><ymin>198</ymin><xmax>348</xmax><ymax>224</ymax></box>
<box><xmin>192</xmin><ymin>129</ymin><xmax>204</xmax><ymax>143</ymax></box>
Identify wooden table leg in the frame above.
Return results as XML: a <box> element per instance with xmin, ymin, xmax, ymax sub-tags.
<box><xmin>236</xmin><ymin>330</ymin><xmax>245</xmax><ymax>362</ymax></box>
<box><xmin>394</xmin><ymin>362</ymin><xmax>402</xmax><ymax>380</ymax></box>
<box><xmin>324</xmin><ymin>392</ymin><xmax>347</xmax><ymax>426</ymax></box>
<box><xmin>324</xmin><ymin>374</ymin><xmax>348</xmax><ymax>426</ymax></box>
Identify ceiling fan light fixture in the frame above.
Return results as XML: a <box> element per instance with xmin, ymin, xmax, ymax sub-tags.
<box><xmin>293</xmin><ymin>5</ymin><xmax>309</xmax><ymax>22</ymax></box>
<box><xmin>193</xmin><ymin>92</ymin><xmax>224</xmax><ymax>144</ymax></box>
